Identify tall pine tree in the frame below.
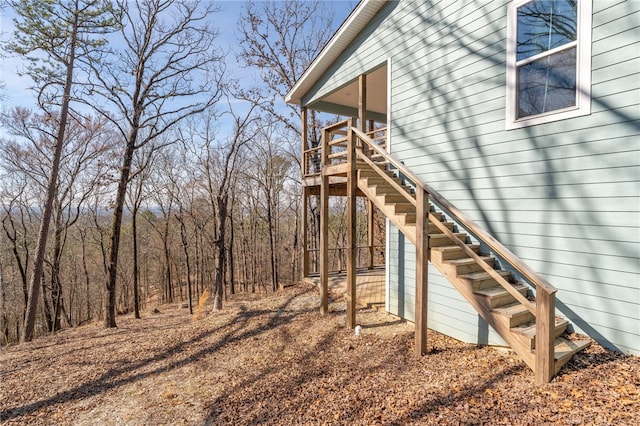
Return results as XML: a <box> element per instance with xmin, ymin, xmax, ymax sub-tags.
<box><xmin>3</xmin><ymin>0</ymin><xmax>119</xmax><ymax>342</ymax></box>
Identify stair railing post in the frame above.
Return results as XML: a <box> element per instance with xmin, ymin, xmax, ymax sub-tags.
<box><xmin>346</xmin><ymin>119</ymin><xmax>357</xmax><ymax>329</ymax></box>
<box><xmin>415</xmin><ymin>188</ymin><xmax>429</xmax><ymax>356</ymax></box>
<box><xmin>319</xmin><ymin>125</ymin><xmax>330</xmax><ymax>314</ymax></box>
<box><xmin>536</xmin><ymin>288</ymin><xmax>556</xmax><ymax>384</ymax></box>
<box><xmin>368</xmin><ymin>200</ymin><xmax>375</xmax><ymax>270</ymax></box>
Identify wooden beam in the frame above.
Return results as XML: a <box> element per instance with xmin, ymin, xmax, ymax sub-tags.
<box><xmin>301</xmin><ymin>107</ymin><xmax>308</xmax><ymax>177</ymax></box>
<box><xmin>536</xmin><ymin>289</ymin><xmax>556</xmax><ymax>384</ymax></box>
<box><xmin>346</xmin><ymin>122</ymin><xmax>357</xmax><ymax>329</ymax></box>
<box><xmin>358</xmin><ymin>74</ymin><xmax>367</xmax><ymax>132</ymax></box>
<box><xmin>415</xmin><ymin>189</ymin><xmax>429</xmax><ymax>356</ymax></box>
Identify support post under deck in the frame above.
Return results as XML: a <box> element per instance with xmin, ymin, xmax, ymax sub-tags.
<box><xmin>346</xmin><ymin>123</ymin><xmax>357</xmax><ymax>329</ymax></box>
<box><xmin>319</xmin><ymin>123</ymin><xmax>329</xmax><ymax>315</ymax></box>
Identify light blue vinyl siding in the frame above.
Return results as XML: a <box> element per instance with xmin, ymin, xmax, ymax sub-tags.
<box><xmin>304</xmin><ymin>0</ymin><xmax>640</xmax><ymax>355</ymax></box>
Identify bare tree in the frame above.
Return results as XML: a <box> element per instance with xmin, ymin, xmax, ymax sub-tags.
<box><xmin>125</xmin><ymin>146</ymin><xmax>156</xmax><ymax>319</ymax></box>
<box><xmin>237</xmin><ymin>0</ymin><xmax>335</xmax><ymax>135</ymax></box>
<box><xmin>199</xmin><ymin>95</ymin><xmax>261</xmax><ymax>310</ymax></box>
<box><xmin>143</xmin><ymin>151</ymin><xmax>177</xmax><ymax>305</ymax></box>
<box><xmin>244</xmin><ymin>120</ymin><xmax>295</xmax><ymax>291</ymax></box>
<box><xmin>237</xmin><ymin>1</ymin><xmax>338</xmax><ymax>283</ymax></box>
<box><xmin>1</xmin><ymin>109</ymin><xmax>114</xmax><ymax>333</ymax></box>
<box><xmin>85</xmin><ymin>0</ymin><xmax>225</xmax><ymax>327</ymax></box>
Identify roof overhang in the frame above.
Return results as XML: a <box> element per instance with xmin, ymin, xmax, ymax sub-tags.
<box><xmin>285</xmin><ymin>0</ymin><xmax>388</xmax><ymax>106</ymax></box>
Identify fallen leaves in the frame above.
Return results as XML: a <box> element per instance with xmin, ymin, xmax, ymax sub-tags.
<box><xmin>0</xmin><ymin>282</ymin><xmax>638</xmax><ymax>425</ymax></box>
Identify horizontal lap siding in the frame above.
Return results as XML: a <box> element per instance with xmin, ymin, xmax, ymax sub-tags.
<box><xmin>304</xmin><ymin>0</ymin><xmax>640</xmax><ymax>355</ymax></box>
<box><xmin>390</xmin><ymin>0</ymin><xmax>640</xmax><ymax>354</ymax></box>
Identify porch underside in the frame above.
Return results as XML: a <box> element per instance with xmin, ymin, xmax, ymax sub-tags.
<box><xmin>303</xmin><ymin>266</ymin><xmax>385</xmax><ymax>310</ymax></box>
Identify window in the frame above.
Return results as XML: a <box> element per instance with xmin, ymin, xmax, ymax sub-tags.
<box><xmin>506</xmin><ymin>0</ymin><xmax>592</xmax><ymax>129</ymax></box>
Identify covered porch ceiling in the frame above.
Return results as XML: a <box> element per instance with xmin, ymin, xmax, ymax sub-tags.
<box><xmin>306</xmin><ymin>65</ymin><xmax>387</xmax><ymax>123</ymax></box>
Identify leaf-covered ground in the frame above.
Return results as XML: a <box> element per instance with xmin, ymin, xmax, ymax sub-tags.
<box><xmin>1</xmin><ymin>282</ymin><xmax>638</xmax><ymax>425</ymax></box>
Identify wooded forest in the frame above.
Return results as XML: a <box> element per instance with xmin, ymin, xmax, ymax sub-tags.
<box><xmin>0</xmin><ymin>0</ymin><xmax>363</xmax><ymax>345</ymax></box>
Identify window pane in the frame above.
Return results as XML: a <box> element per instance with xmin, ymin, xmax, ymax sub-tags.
<box><xmin>517</xmin><ymin>47</ymin><xmax>576</xmax><ymax>118</ymax></box>
<box><xmin>517</xmin><ymin>0</ymin><xmax>577</xmax><ymax>61</ymax></box>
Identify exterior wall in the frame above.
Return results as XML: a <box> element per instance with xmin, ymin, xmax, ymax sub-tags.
<box><xmin>305</xmin><ymin>0</ymin><xmax>640</xmax><ymax>354</ymax></box>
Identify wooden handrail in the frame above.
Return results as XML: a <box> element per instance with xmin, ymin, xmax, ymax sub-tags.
<box><xmin>351</xmin><ymin>127</ymin><xmax>557</xmax><ymax>297</ymax></box>
<box><xmin>324</xmin><ymin>119</ymin><xmax>351</xmax><ymax>132</ymax></box>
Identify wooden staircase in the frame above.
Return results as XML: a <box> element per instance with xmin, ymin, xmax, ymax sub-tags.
<box><xmin>313</xmin><ymin>120</ymin><xmax>591</xmax><ymax>383</ymax></box>
<box><xmin>356</xmin><ymin>164</ymin><xmax>591</xmax><ymax>380</ymax></box>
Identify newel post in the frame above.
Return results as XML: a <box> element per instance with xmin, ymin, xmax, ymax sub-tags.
<box><xmin>536</xmin><ymin>288</ymin><xmax>556</xmax><ymax>384</ymax></box>
<box><xmin>415</xmin><ymin>188</ymin><xmax>429</xmax><ymax>356</ymax></box>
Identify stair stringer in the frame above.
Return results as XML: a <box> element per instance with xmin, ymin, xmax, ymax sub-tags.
<box><xmin>430</xmin><ymin>255</ymin><xmax>537</xmax><ymax>369</ymax></box>
<box><xmin>356</xmin><ymin>165</ymin><xmax>589</xmax><ymax>377</ymax></box>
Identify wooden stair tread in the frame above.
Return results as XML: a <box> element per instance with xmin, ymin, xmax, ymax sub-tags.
<box><xmin>474</xmin><ymin>283</ymin><xmax>527</xmax><ymax>298</ymax></box>
<box><xmin>492</xmin><ymin>302</ymin><xmax>535</xmax><ymax>328</ymax></box>
<box><xmin>461</xmin><ymin>270</ymin><xmax>510</xmax><ymax>281</ymax></box>
<box><xmin>510</xmin><ymin>317</ymin><xmax>570</xmax><ymax>350</ymax></box>
<box><xmin>475</xmin><ymin>283</ymin><xmax>528</xmax><ymax>308</ymax></box>
<box><xmin>512</xmin><ymin>317</ymin><xmax>569</xmax><ymax>338</ymax></box>
<box><xmin>430</xmin><ymin>232</ymin><xmax>466</xmax><ymax>239</ymax></box>
<box><xmin>493</xmin><ymin>302</ymin><xmax>529</xmax><ymax>316</ymax></box>
<box><xmin>444</xmin><ymin>256</ymin><xmax>493</xmax><ymax>267</ymax></box>
<box><xmin>386</xmin><ymin>202</ymin><xmax>414</xmax><ymax>212</ymax></box>
<box><xmin>432</xmin><ymin>244</ymin><xmax>480</xmax><ymax>253</ymax></box>
<box><xmin>554</xmin><ymin>337</ymin><xmax>592</xmax><ymax>373</ymax></box>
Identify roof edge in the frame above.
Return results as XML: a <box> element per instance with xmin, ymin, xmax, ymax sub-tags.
<box><xmin>285</xmin><ymin>0</ymin><xmax>387</xmax><ymax>106</ymax></box>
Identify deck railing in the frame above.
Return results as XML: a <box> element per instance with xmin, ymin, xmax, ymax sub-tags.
<box><xmin>303</xmin><ymin>119</ymin><xmax>387</xmax><ymax>178</ymax></box>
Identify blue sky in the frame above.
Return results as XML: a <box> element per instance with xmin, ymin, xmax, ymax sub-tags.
<box><xmin>0</xmin><ymin>0</ymin><xmax>356</xmax><ymax>114</ymax></box>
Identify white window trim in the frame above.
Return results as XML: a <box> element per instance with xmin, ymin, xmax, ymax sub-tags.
<box><xmin>505</xmin><ymin>0</ymin><xmax>593</xmax><ymax>130</ymax></box>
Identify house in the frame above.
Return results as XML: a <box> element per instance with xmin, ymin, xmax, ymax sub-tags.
<box><xmin>285</xmin><ymin>0</ymin><xmax>639</xmax><ymax>383</ymax></box>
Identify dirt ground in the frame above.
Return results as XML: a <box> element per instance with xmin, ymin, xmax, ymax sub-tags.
<box><xmin>1</xmin><ymin>282</ymin><xmax>638</xmax><ymax>425</ymax></box>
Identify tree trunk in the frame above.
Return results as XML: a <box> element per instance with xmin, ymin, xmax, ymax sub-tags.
<box><xmin>132</xmin><ymin>204</ymin><xmax>140</xmax><ymax>319</ymax></box>
<box><xmin>104</xmin><ymin>132</ymin><xmax>137</xmax><ymax>328</ymax></box>
<box><xmin>228</xmin><ymin>213</ymin><xmax>235</xmax><ymax>295</ymax></box>
<box><xmin>0</xmin><ymin>258</ymin><xmax>8</xmax><ymax>344</ymax></box>
<box><xmin>51</xmin><ymin>203</ymin><xmax>65</xmax><ymax>332</ymax></box>
<box><xmin>267</xmin><ymin>198</ymin><xmax>278</xmax><ymax>292</ymax></box>
<box><xmin>178</xmin><ymin>213</ymin><xmax>193</xmax><ymax>314</ymax></box>
<box><xmin>21</xmin><ymin>10</ymin><xmax>79</xmax><ymax>342</ymax></box>
<box><xmin>213</xmin><ymin>195</ymin><xmax>227</xmax><ymax>310</ymax></box>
